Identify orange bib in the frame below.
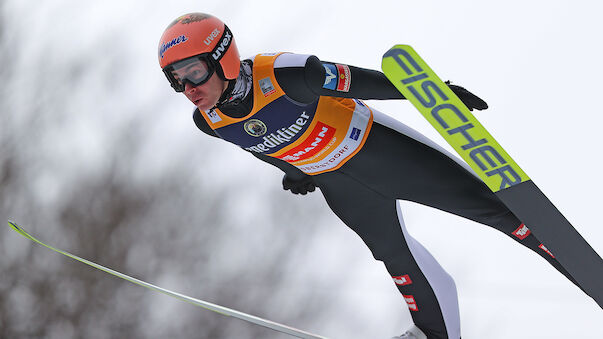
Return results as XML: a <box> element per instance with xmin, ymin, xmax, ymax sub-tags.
<box><xmin>199</xmin><ymin>53</ymin><xmax>373</xmax><ymax>175</ymax></box>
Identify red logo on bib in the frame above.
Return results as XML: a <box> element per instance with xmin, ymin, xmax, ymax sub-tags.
<box><xmin>278</xmin><ymin>122</ymin><xmax>336</xmax><ymax>162</ymax></box>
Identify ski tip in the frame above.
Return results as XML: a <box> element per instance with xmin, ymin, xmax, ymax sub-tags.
<box><xmin>8</xmin><ymin>220</ymin><xmax>23</xmax><ymax>233</ymax></box>
<box><xmin>7</xmin><ymin>220</ymin><xmax>34</xmax><ymax>239</ymax></box>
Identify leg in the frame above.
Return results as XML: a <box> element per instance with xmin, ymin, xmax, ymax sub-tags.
<box><xmin>314</xmin><ymin>171</ymin><xmax>460</xmax><ymax>339</ymax></box>
<box><xmin>342</xmin><ymin>113</ymin><xmax>581</xmax><ymax>289</ymax></box>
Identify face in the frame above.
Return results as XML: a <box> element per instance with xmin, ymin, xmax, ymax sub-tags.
<box><xmin>167</xmin><ymin>57</ymin><xmax>228</xmax><ymax>111</ymax></box>
<box><xmin>183</xmin><ymin>72</ymin><xmax>228</xmax><ymax>111</ymax></box>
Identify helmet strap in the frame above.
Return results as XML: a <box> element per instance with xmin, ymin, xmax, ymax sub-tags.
<box><xmin>209</xmin><ymin>25</ymin><xmax>234</xmax><ymax>80</ymax></box>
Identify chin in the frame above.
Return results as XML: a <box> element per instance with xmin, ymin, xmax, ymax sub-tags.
<box><xmin>195</xmin><ymin>101</ymin><xmax>217</xmax><ymax>111</ymax></box>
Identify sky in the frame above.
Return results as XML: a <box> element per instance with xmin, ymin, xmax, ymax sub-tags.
<box><xmin>3</xmin><ymin>0</ymin><xmax>603</xmax><ymax>338</ymax></box>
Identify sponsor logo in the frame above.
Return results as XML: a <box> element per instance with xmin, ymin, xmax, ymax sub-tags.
<box><xmin>322</xmin><ymin>63</ymin><xmax>351</xmax><ymax>92</ymax></box>
<box><xmin>329</xmin><ymin>145</ymin><xmax>349</xmax><ymax>163</ymax></box>
<box><xmin>512</xmin><ymin>223</ymin><xmax>531</xmax><ymax>240</ymax></box>
<box><xmin>336</xmin><ymin>64</ymin><xmax>351</xmax><ymax>92</ymax></box>
<box><xmin>175</xmin><ymin>13</ymin><xmax>210</xmax><ymax>26</ymax></box>
<box><xmin>205</xmin><ymin>109</ymin><xmax>222</xmax><ymax>123</ymax></box>
<box><xmin>244</xmin><ymin>112</ymin><xmax>310</xmax><ymax>153</ymax></box>
<box><xmin>260</xmin><ymin>53</ymin><xmax>279</xmax><ymax>56</ymax></box>
<box><xmin>259</xmin><ymin>77</ymin><xmax>276</xmax><ymax>97</ymax></box>
<box><xmin>392</xmin><ymin>275</ymin><xmax>412</xmax><ymax>286</ymax></box>
<box><xmin>297</xmin><ymin>144</ymin><xmax>351</xmax><ymax>172</ymax></box>
<box><xmin>350</xmin><ymin>127</ymin><xmax>361</xmax><ymax>141</ymax></box>
<box><xmin>159</xmin><ymin>35</ymin><xmax>188</xmax><ymax>59</ymax></box>
<box><xmin>211</xmin><ymin>30</ymin><xmax>232</xmax><ymax>61</ymax></box>
<box><xmin>204</xmin><ymin>28</ymin><xmax>221</xmax><ymax>46</ymax></box>
<box><xmin>539</xmin><ymin>244</ymin><xmax>555</xmax><ymax>258</ymax></box>
<box><xmin>244</xmin><ymin>119</ymin><xmax>267</xmax><ymax>137</ymax></box>
<box><xmin>403</xmin><ymin>294</ymin><xmax>418</xmax><ymax>311</ymax></box>
<box><xmin>323</xmin><ymin>63</ymin><xmax>338</xmax><ymax>90</ymax></box>
<box><xmin>279</xmin><ymin>122</ymin><xmax>336</xmax><ymax>162</ymax></box>
<box><xmin>383</xmin><ymin>48</ymin><xmax>525</xmax><ymax>191</ymax></box>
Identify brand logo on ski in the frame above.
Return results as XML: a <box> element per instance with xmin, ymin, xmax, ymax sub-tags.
<box><xmin>393</xmin><ymin>274</ymin><xmax>412</xmax><ymax>286</ymax></box>
<box><xmin>403</xmin><ymin>294</ymin><xmax>418</xmax><ymax>311</ymax></box>
<box><xmin>383</xmin><ymin>44</ymin><xmax>603</xmax><ymax>309</ymax></box>
<box><xmin>244</xmin><ymin>119</ymin><xmax>267</xmax><ymax>137</ymax></box>
<box><xmin>382</xmin><ymin>45</ymin><xmax>528</xmax><ymax>192</ymax></box>
<box><xmin>512</xmin><ymin>223</ymin><xmax>531</xmax><ymax>240</ymax></box>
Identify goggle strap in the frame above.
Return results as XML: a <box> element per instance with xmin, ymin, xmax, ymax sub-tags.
<box><xmin>208</xmin><ymin>25</ymin><xmax>233</xmax><ymax>64</ymax></box>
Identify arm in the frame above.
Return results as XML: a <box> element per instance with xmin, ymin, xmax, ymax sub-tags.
<box><xmin>304</xmin><ymin>55</ymin><xmax>404</xmax><ymax>100</ymax></box>
<box><xmin>274</xmin><ymin>54</ymin><xmax>487</xmax><ymax>110</ymax></box>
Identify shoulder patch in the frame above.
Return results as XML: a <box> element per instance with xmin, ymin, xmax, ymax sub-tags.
<box><xmin>322</xmin><ymin>63</ymin><xmax>351</xmax><ymax>92</ymax></box>
<box><xmin>259</xmin><ymin>77</ymin><xmax>276</xmax><ymax>97</ymax></box>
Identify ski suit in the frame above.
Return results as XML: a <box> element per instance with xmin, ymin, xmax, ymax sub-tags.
<box><xmin>192</xmin><ymin>53</ymin><xmax>579</xmax><ymax>339</ymax></box>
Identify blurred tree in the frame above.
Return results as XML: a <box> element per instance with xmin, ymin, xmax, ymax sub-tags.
<box><xmin>0</xmin><ymin>2</ymin><xmax>340</xmax><ymax>338</ymax></box>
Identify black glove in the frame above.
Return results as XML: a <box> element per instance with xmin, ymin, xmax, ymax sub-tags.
<box><xmin>446</xmin><ymin>81</ymin><xmax>488</xmax><ymax>111</ymax></box>
<box><xmin>282</xmin><ymin>174</ymin><xmax>316</xmax><ymax>195</ymax></box>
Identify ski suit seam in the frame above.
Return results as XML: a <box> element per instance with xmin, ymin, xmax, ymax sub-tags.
<box><xmin>336</xmin><ymin>167</ymin><xmax>392</xmax><ymax>200</ymax></box>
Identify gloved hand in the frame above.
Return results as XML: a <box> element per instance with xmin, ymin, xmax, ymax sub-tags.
<box><xmin>446</xmin><ymin>81</ymin><xmax>488</xmax><ymax>111</ymax></box>
<box><xmin>282</xmin><ymin>174</ymin><xmax>316</xmax><ymax>195</ymax></box>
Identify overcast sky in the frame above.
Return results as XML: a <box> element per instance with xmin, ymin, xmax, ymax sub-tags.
<box><xmin>3</xmin><ymin>1</ymin><xmax>602</xmax><ymax>338</ymax></box>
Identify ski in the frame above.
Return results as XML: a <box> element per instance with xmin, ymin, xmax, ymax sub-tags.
<box><xmin>381</xmin><ymin>44</ymin><xmax>603</xmax><ymax>308</ymax></box>
<box><xmin>7</xmin><ymin>221</ymin><xmax>328</xmax><ymax>339</ymax></box>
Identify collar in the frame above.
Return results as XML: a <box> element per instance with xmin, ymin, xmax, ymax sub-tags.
<box><xmin>213</xmin><ymin>60</ymin><xmax>254</xmax><ymax>118</ymax></box>
<box><xmin>216</xmin><ymin>60</ymin><xmax>253</xmax><ymax>107</ymax></box>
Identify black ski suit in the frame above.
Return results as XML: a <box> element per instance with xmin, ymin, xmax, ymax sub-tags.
<box><xmin>192</xmin><ymin>53</ymin><xmax>579</xmax><ymax>339</ymax></box>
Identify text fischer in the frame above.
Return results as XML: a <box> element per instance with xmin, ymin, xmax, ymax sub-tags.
<box><xmin>384</xmin><ymin>48</ymin><xmax>522</xmax><ymax>190</ymax></box>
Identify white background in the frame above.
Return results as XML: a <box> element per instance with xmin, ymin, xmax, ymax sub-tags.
<box><xmin>3</xmin><ymin>1</ymin><xmax>602</xmax><ymax>338</ymax></box>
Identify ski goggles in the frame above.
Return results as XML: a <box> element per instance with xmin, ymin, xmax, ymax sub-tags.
<box><xmin>163</xmin><ymin>55</ymin><xmax>216</xmax><ymax>92</ymax></box>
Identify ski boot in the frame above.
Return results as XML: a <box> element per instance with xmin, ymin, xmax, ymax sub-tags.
<box><xmin>391</xmin><ymin>324</ymin><xmax>427</xmax><ymax>339</ymax></box>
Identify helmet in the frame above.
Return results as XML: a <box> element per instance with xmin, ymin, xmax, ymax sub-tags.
<box><xmin>158</xmin><ymin>13</ymin><xmax>240</xmax><ymax>90</ymax></box>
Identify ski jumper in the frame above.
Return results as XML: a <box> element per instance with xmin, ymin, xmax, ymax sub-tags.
<box><xmin>199</xmin><ymin>53</ymin><xmax>373</xmax><ymax>175</ymax></box>
<box><xmin>193</xmin><ymin>53</ymin><xmax>581</xmax><ymax>339</ymax></box>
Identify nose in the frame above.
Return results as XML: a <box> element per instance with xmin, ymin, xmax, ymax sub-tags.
<box><xmin>184</xmin><ymin>81</ymin><xmax>197</xmax><ymax>94</ymax></box>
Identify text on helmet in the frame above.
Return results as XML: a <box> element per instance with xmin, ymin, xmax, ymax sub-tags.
<box><xmin>212</xmin><ymin>31</ymin><xmax>232</xmax><ymax>61</ymax></box>
<box><xmin>159</xmin><ymin>35</ymin><xmax>189</xmax><ymax>59</ymax></box>
<box><xmin>205</xmin><ymin>28</ymin><xmax>221</xmax><ymax>46</ymax></box>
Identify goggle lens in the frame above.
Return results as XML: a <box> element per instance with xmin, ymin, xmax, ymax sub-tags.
<box><xmin>164</xmin><ymin>56</ymin><xmax>215</xmax><ymax>92</ymax></box>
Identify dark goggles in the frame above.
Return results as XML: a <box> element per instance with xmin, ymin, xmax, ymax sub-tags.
<box><xmin>163</xmin><ymin>55</ymin><xmax>216</xmax><ymax>92</ymax></box>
